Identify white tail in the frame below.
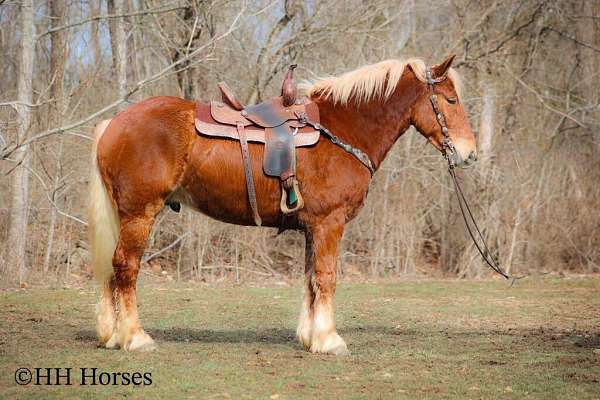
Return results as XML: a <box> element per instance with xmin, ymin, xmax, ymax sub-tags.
<box><xmin>88</xmin><ymin>119</ymin><xmax>119</xmax><ymax>287</ymax></box>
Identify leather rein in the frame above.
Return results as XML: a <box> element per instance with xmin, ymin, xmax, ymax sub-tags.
<box><xmin>425</xmin><ymin>67</ymin><xmax>509</xmax><ymax>279</ymax></box>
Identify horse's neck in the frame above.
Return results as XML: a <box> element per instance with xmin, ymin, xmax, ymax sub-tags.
<box><xmin>316</xmin><ymin>81</ymin><xmax>418</xmax><ymax>168</ymax></box>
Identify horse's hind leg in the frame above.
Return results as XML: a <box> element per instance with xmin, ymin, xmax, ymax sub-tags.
<box><xmin>97</xmin><ymin>278</ymin><xmax>117</xmax><ymax>345</ymax></box>
<box><xmin>111</xmin><ymin>203</ymin><xmax>163</xmax><ymax>351</ymax></box>
<box><xmin>297</xmin><ymin>210</ymin><xmax>349</xmax><ymax>355</ymax></box>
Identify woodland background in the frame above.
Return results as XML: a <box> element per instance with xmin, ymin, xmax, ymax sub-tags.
<box><xmin>0</xmin><ymin>0</ymin><xmax>599</xmax><ymax>287</ymax></box>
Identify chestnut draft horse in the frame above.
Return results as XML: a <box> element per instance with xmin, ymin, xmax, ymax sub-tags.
<box><xmin>89</xmin><ymin>55</ymin><xmax>477</xmax><ymax>355</ymax></box>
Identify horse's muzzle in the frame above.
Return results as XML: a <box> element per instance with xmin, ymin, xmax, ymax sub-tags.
<box><xmin>450</xmin><ymin>150</ymin><xmax>478</xmax><ymax>169</ymax></box>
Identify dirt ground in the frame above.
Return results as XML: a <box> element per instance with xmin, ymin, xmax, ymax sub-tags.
<box><xmin>1</xmin><ymin>276</ymin><xmax>599</xmax><ymax>399</ymax></box>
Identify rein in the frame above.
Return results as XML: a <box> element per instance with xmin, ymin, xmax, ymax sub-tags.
<box><xmin>425</xmin><ymin>67</ymin><xmax>510</xmax><ymax>280</ymax></box>
<box><xmin>447</xmin><ymin>168</ymin><xmax>508</xmax><ymax>279</ymax></box>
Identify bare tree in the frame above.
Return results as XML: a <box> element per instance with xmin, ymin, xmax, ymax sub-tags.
<box><xmin>42</xmin><ymin>0</ymin><xmax>68</xmax><ymax>273</ymax></box>
<box><xmin>90</xmin><ymin>1</ymin><xmax>103</xmax><ymax>65</ymax></box>
<box><xmin>6</xmin><ymin>0</ymin><xmax>35</xmax><ymax>284</ymax></box>
<box><xmin>170</xmin><ymin>2</ymin><xmax>204</xmax><ymax>99</ymax></box>
<box><xmin>107</xmin><ymin>0</ymin><xmax>128</xmax><ymax>104</ymax></box>
<box><xmin>246</xmin><ymin>0</ymin><xmax>300</xmax><ymax>104</ymax></box>
<box><xmin>478</xmin><ymin>77</ymin><xmax>494</xmax><ymax>167</ymax></box>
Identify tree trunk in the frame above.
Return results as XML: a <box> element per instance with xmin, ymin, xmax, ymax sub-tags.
<box><xmin>126</xmin><ymin>0</ymin><xmax>139</xmax><ymax>84</ymax></box>
<box><xmin>107</xmin><ymin>0</ymin><xmax>127</xmax><ymax>105</ymax></box>
<box><xmin>43</xmin><ymin>0</ymin><xmax>68</xmax><ymax>273</ymax></box>
<box><xmin>90</xmin><ymin>1</ymin><xmax>103</xmax><ymax>65</ymax></box>
<box><xmin>247</xmin><ymin>1</ymin><xmax>297</xmax><ymax>104</ymax></box>
<box><xmin>170</xmin><ymin>4</ymin><xmax>203</xmax><ymax>99</ymax></box>
<box><xmin>576</xmin><ymin>1</ymin><xmax>599</xmax><ymax>126</ymax></box>
<box><xmin>478</xmin><ymin>78</ymin><xmax>494</xmax><ymax>168</ymax></box>
<box><xmin>7</xmin><ymin>0</ymin><xmax>35</xmax><ymax>284</ymax></box>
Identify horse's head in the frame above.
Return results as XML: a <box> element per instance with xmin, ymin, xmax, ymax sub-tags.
<box><xmin>411</xmin><ymin>55</ymin><xmax>477</xmax><ymax>168</ymax></box>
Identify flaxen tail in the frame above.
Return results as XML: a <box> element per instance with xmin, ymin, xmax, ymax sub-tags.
<box><xmin>88</xmin><ymin>119</ymin><xmax>119</xmax><ymax>287</ymax></box>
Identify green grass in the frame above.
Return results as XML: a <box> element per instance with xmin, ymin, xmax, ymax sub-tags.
<box><xmin>1</xmin><ymin>277</ymin><xmax>599</xmax><ymax>399</ymax></box>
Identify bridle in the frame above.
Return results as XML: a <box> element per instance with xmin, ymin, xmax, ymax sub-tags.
<box><xmin>425</xmin><ymin>66</ymin><xmax>510</xmax><ymax>280</ymax></box>
<box><xmin>425</xmin><ymin>67</ymin><xmax>458</xmax><ymax>168</ymax></box>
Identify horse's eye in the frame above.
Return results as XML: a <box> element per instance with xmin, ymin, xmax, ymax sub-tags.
<box><xmin>446</xmin><ymin>97</ymin><xmax>458</xmax><ymax>104</ymax></box>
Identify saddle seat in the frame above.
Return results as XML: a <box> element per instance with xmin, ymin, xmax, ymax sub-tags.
<box><xmin>194</xmin><ymin>76</ymin><xmax>321</xmax><ymax>226</ymax></box>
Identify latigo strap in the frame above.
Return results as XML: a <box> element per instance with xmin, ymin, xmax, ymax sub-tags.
<box><xmin>236</xmin><ymin>122</ymin><xmax>261</xmax><ymax>226</ymax></box>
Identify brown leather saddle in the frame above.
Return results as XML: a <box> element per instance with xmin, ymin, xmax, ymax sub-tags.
<box><xmin>194</xmin><ymin>66</ymin><xmax>320</xmax><ymax>226</ymax></box>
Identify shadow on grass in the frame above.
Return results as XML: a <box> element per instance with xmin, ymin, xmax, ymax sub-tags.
<box><xmin>74</xmin><ymin>326</ymin><xmax>404</xmax><ymax>345</ymax></box>
<box><xmin>74</xmin><ymin>328</ymin><xmax>297</xmax><ymax>344</ymax></box>
<box><xmin>75</xmin><ymin>325</ymin><xmax>600</xmax><ymax>350</ymax></box>
<box><xmin>151</xmin><ymin>327</ymin><xmax>298</xmax><ymax>344</ymax></box>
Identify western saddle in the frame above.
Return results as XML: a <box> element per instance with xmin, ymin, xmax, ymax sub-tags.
<box><xmin>194</xmin><ymin>65</ymin><xmax>320</xmax><ymax>226</ymax></box>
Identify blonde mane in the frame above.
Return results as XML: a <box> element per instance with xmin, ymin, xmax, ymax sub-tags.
<box><xmin>301</xmin><ymin>58</ymin><xmax>463</xmax><ymax>105</ymax></box>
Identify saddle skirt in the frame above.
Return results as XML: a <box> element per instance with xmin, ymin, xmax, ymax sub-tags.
<box><xmin>195</xmin><ymin>97</ymin><xmax>320</xmax><ymax>151</ymax></box>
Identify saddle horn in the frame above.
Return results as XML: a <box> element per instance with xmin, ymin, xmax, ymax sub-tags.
<box><xmin>282</xmin><ymin>64</ymin><xmax>298</xmax><ymax>107</ymax></box>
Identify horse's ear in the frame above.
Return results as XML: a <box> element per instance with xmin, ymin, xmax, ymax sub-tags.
<box><xmin>432</xmin><ymin>54</ymin><xmax>456</xmax><ymax>78</ymax></box>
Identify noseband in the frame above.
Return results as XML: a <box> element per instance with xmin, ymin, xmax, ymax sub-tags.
<box><xmin>425</xmin><ymin>66</ymin><xmax>511</xmax><ymax>280</ymax></box>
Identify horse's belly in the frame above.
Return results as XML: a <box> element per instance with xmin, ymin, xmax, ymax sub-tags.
<box><xmin>174</xmin><ymin>137</ymin><xmax>282</xmax><ymax>227</ymax></box>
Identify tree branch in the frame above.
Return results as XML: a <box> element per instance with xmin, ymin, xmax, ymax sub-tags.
<box><xmin>455</xmin><ymin>2</ymin><xmax>545</xmax><ymax>67</ymax></box>
<box><xmin>503</xmin><ymin>65</ymin><xmax>587</xmax><ymax>129</ymax></box>
<box><xmin>541</xmin><ymin>26</ymin><xmax>600</xmax><ymax>53</ymax></box>
<box><xmin>37</xmin><ymin>4</ymin><xmax>187</xmax><ymax>39</ymax></box>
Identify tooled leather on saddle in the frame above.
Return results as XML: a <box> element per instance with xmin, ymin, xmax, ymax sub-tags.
<box><xmin>194</xmin><ymin>97</ymin><xmax>320</xmax><ymax>177</ymax></box>
<box><xmin>195</xmin><ymin>98</ymin><xmax>319</xmax><ymax>148</ymax></box>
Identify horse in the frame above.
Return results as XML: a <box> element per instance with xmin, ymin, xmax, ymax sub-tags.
<box><xmin>88</xmin><ymin>54</ymin><xmax>477</xmax><ymax>355</ymax></box>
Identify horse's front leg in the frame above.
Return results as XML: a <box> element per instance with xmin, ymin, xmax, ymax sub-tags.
<box><xmin>297</xmin><ymin>211</ymin><xmax>349</xmax><ymax>355</ymax></box>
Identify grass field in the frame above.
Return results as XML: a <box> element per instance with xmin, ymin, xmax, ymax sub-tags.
<box><xmin>1</xmin><ymin>276</ymin><xmax>599</xmax><ymax>399</ymax></box>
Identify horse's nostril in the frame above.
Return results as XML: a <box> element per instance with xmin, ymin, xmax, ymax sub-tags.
<box><xmin>469</xmin><ymin>152</ymin><xmax>478</xmax><ymax>162</ymax></box>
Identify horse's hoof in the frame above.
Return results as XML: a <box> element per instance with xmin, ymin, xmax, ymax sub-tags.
<box><xmin>133</xmin><ymin>341</ymin><xmax>157</xmax><ymax>352</ymax></box>
<box><xmin>296</xmin><ymin>327</ymin><xmax>312</xmax><ymax>351</ymax></box>
<box><xmin>125</xmin><ymin>332</ymin><xmax>157</xmax><ymax>352</ymax></box>
<box><xmin>310</xmin><ymin>333</ymin><xmax>349</xmax><ymax>356</ymax></box>
<box><xmin>328</xmin><ymin>345</ymin><xmax>350</xmax><ymax>356</ymax></box>
<box><xmin>104</xmin><ymin>332</ymin><xmax>120</xmax><ymax>350</ymax></box>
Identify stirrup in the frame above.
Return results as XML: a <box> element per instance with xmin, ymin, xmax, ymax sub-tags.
<box><xmin>280</xmin><ymin>178</ymin><xmax>304</xmax><ymax>215</ymax></box>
